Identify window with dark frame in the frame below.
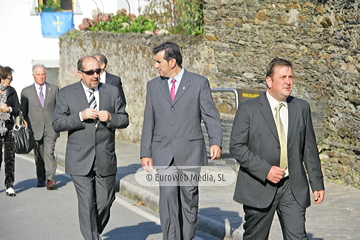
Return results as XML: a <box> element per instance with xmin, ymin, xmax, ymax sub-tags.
<box><xmin>39</xmin><ymin>0</ymin><xmax>73</xmax><ymax>11</ymax></box>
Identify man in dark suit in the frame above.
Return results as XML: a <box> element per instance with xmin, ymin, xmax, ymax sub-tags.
<box><xmin>92</xmin><ymin>53</ymin><xmax>126</xmax><ymax>104</ymax></box>
<box><xmin>230</xmin><ymin>58</ymin><xmax>325</xmax><ymax>239</ymax></box>
<box><xmin>141</xmin><ymin>42</ymin><xmax>222</xmax><ymax>240</ymax></box>
<box><xmin>21</xmin><ymin>64</ymin><xmax>59</xmax><ymax>189</ymax></box>
<box><xmin>53</xmin><ymin>56</ymin><xmax>129</xmax><ymax>240</ymax></box>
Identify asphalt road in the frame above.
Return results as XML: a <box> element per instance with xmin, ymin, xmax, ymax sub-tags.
<box><xmin>0</xmin><ymin>154</ymin><xmax>214</xmax><ymax>240</ymax></box>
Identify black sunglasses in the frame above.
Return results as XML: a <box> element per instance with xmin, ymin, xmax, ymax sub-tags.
<box><xmin>5</xmin><ymin>77</ymin><xmax>13</xmax><ymax>81</ymax></box>
<box><xmin>80</xmin><ymin>68</ymin><xmax>101</xmax><ymax>75</ymax></box>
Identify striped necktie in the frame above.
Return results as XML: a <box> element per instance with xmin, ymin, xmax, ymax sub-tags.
<box><xmin>88</xmin><ymin>89</ymin><xmax>98</xmax><ymax>125</ymax></box>
<box><xmin>88</xmin><ymin>89</ymin><xmax>97</xmax><ymax>110</ymax></box>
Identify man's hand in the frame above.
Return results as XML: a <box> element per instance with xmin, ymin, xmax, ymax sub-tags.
<box><xmin>314</xmin><ymin>190</ymin><xmax>325</xmax><ymax>204</ymax></box>
<box><xmin>266</xmin><ymin>166</ymin><xmax>285</xmax><ymax>184</ymax></box>
<box><xmin>210</xmin><ymin>145</ymin><xmax>222</xmax><ymax>160</ymax></box>
<box><xmin>81</xmin><ymin>108</ymin><xmax>99</xmax><ymax>120</ymax></box>
<box><xmin>98</xmin><ymin>110</ymin><xmax>111</xmax><ymax>122</ymax></box>
<box><xmin>141</xmin><ymin>157</ymin><xmax>153</xmax><ymax>172</ymax></box>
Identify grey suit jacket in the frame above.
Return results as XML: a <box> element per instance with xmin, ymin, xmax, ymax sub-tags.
<box><xmin>230</xmin><ymin>92</ymin><xmax>324</xmax><ymax>209</ymax></box>
<box><xmin>21</xmin><ymin>83</ymin><xmax>60</xmax><ymax>141</ymax></box>
<box><xmin>140</xmin><ymin>69</ymin><xmax>222</xmax><ymax>167</ymax></box>
<box><xmin>105</xmin><ymin>71</ymin><xmax>126</xmax><ymax>104</ymax></box>
<box><xmin>52</xmin><ymin>81</ymin><xmax>129</xmax><ymax>176</ymax></box>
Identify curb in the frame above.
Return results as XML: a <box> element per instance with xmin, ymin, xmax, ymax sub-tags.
<box><xmin>55</xmin><ymin>152</ymin><xmax>237</xmax><ymax>239</ymax></box>
<box><xmin>118</xmin><ymin>175</ymin><xmax>239</xmax><ymax>239</ymax></box>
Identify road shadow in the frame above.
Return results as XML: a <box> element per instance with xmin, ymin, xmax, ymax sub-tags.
<box><xmin>115</xmin><ymin>163</ymin><xmax>142</xmax><ymax>192</ymax></box>
<box><xmin>307</xmin><ymin>233</ymin><xmax>324</xmax><ymax>240</ymax></box>
<box><xmin>0</xmin><ymin>173</ymin><xmax>73</xmax><ymax>195</ymax></box>
<box><xmin>198</xmin><ymin>207</ymin><xmax>243</xmax><ymax>239</ymax></box>
<box><xmin>117</xmin><ymin>164</ymin><xmax>142</xmax><ymax>179</ymax></box>
<box><xmin>102</xmin><ymin>221</ymin><xmax>161</xmax><ymax>240</ymax></box>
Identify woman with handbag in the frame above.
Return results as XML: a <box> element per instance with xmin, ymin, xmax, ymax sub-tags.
<box><xmin>0</xmin><ymin>66</ymin><xmax>20</xmax><ymax>197</ymax></box>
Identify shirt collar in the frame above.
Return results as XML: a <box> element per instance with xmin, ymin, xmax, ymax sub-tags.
<box><xmin>266</xmin><ymin>90</ymin><xmax>288</xmax><ymax>111</ymax></box>
<box><xmin>168</xmin><ymin>67</ymin><xmax>185</xmax><ymax>84</ymax></box>
<box><xmin>81</xmin><ymin>81</ymin><xmax>98</xmax><ymax>93</ymax></box>
<box><xmin>100</xmin><ymin>71</ymin><xmax>107</xmax><ymax>83</ymax></box>
<box><xmin>35</xmin><ymin>82</ymin><xmax>46</xmax><ymax>89</ymax></box>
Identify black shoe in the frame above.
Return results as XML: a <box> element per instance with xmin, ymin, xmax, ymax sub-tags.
<box><xmin>37</xmin><ymin>180</ymin><xmax>46</xmax><ymax>187</ymax></box>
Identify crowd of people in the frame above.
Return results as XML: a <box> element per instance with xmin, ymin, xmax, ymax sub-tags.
<box><xmin>1</xmin><ymin>42</ymin><xmax>325</xmax><ymax>240</ymax></box>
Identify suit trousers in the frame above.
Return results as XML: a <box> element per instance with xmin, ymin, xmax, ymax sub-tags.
<box><xmin>157</xmin><ymin>162</ymin><xmax>201</xmax><ymax>240</ymax></box>
<box><xmin>71</xmin><ymin>169</ymin><xmax>116</xmax><ymax>240</ymax></box>
<box><xmin>34</xmin><ymin>130</ymin><xmax>57</xmax><ymax>182</ymax></box>
<box><xmin>243</xmin><ymin>178</ymin><xmax>307</xmax><ymax>240</ymax></box>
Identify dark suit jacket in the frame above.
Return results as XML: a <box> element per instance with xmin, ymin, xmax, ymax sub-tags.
<box><xmin>2</xmin><ymin>86</ymin><xmax>20</xmax><ymax>131</ymax></box>
<box><xmin>52</xmin><ymin>81</ymin><xmax>129</xmax><ymax>176</ymax></box>
<box><xmin>140</xmin><ymin>69</ymin><xmax>222</xmax><ymax>167</ymax></box>
<box><xmin>105</xmin><ymin>72</ymin><xmax>126</xmax><ymax>104</ymax></box>
<box><xmin>21</xmin><ymin>83</ymin><xmax>60</xmax><ymax>140</ymax></box>
<box><xmin>230</xmin><ymin>92</ymin><xmax>324</xmax><ymax>209</ymax></box>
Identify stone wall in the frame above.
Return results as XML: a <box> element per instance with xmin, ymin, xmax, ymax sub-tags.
<box><xmin>59</xmin><ymin>0</ymin><xmax>360</xmax><ymax>187</ymax></box>
<box><xmin>59</xmin><ymin>32</ymin><xmax>208</xmax><ymax>143</ymax></box>
<box><xmin>204</xmin><ymin>0</ymin><xmax>360</xmax><ymax>187</ymax></box>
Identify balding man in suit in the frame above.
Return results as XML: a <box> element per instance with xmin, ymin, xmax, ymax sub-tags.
<box><xmin>21</xmin><ymin>64</ymin><xmax>59</xmax><ymax>189</ymax></box>
<box><xmin>230</xmin><ymin>58</ymin><xmax>325</xmax><ymax>239</ymax></box>
<box><xmin>53</xmin><ymin>56</ymin><xmax>129</xmax><ymax>240</ymax></box>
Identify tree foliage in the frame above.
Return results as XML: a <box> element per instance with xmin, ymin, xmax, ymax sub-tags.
<box><xmin>143</xmin><ymin>0</ymin><xmax>204</xmax><ymax>35</ymax></box>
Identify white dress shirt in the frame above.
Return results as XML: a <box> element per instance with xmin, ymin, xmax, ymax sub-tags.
<box><xmin>168</xmin><ymin>67</ymin><xmax>185</xmax><ymax>94</ymax></box>
<box><xmin>35</xmin><ymin>82</ymin><xmax>46</xmax><ymax>100</ymax></box>
<box><xmin>79</xmin><ymin>81</ymin><xmax>99</xmax><ymax>121</ymax></box>
<box><xmin>266</xmin><ymin>91</ymin><xmax>289</xmax><ymax>140</ymax></box>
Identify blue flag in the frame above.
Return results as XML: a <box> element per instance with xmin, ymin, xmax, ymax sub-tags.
<box><xmin>40</xmin><ymin>12</ymin><xmax>74</xmax><ymax>37</ymax></box>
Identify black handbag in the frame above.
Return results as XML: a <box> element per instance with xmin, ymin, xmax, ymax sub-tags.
<box><xmin>12</xmin><ymin>111</ymin><xmax>35</xmax><ymax>154</ymax></box>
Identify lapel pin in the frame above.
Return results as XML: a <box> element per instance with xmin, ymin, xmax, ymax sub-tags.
<box><xmin>183</xmin><ymin>86</ymin><xmax>185</xmax><ymax>90</ymax></box>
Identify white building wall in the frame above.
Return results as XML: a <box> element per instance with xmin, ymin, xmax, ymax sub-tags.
<box><xmin>0</xmin><ymin>0</ymin><xmax>148</xmax><ymax>95</ymax></box>
<box><xmin>0</xmin><ymin>0</ymin><xmax>35</xmax><ymax>94</ymax></box>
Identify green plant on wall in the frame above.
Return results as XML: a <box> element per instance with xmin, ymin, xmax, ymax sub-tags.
<box><xmin>35</xmin><ymin>0</ymin><xmax>63</xmax><ymax>12</ymax></box>
<box><xmin>143</xmin><ymin>0</ymin><xmax>204</xmax><ymax>35</ymax></box>
<box><xmin>79</xmin><ymin>10</ymin><xmax>157</xmax><ymax>34</ymax></box>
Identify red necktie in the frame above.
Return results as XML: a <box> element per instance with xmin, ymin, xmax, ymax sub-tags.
<box><xmin>170</xmin><ymin>79</ymin><xmax>176</xmax><ymax>101</ymax></box>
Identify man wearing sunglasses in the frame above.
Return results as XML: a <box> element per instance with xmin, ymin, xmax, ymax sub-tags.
<box><xmin>53</xmin><ymin>56</ymin><xmax>129</xmax><ymax>240</ymax></box>
<box><xmin>92</xmin><ymin>53</ymin><xmax>126</xmax><ymax>104</ymax></box>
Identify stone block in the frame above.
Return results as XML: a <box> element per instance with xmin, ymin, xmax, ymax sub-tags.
<box><xmin>319</xmin><ymin>153</ymin><xmax>329</xmax><ymax>161</ymax></box>
<box><xmin>255</xmin><ymin>9</ymin><xmax>267</xmax><ymax>20</ymax></box>
<box><xmin>320</xmin><ymin>17</ymin><xmax>333</xmax><ymax>28</ymax></box>
<box><xmin>349</xmin><ymin>161</ymin><xmax>357</xmax><ymax>169</ymax></box>
<box><xmin>206</xmin><ymin>0</ymin><xmax>221</xmax><ymax>5</ymax></box>
<box><xmin>206</xmin><ymin>34</ymin><xmax>218</xmax><ymax>41</ymax></box>
<box><xmin>286</xmin><ymin>3</ymin><xmax>301</xmax><ymax>9</ymax></box>
<box><xmin>345</xmin><ymin>176</ymin><xmax>353</xmax><ymax>183</ymax></box>
<box><xmin>338</xmin><ymin>165</ymin><xmax>346</xmax><ymax>176</ymax></box>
